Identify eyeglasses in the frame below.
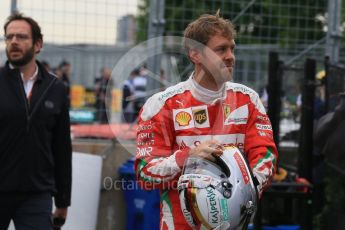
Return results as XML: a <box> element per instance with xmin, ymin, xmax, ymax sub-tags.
<box><xmin>4</xmin><ymin>33</ymin><xmax>31</xmax><ymax>42</ymax></box>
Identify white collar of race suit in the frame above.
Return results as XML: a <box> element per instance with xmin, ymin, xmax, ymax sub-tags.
<box><xmin>188</xmin><ymin>73</ymin><xmax>227</xmax><ymax>104</ymax></box>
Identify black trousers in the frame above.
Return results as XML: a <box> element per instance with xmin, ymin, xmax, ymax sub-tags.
<box><xmin>0</xmin><ymin>193</ymin><xmax>52</xmax><ymax>230</ymax></box>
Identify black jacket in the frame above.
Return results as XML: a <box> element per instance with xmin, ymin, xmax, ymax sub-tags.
<box><xmin>314</xmin><ymin>94</ymin><xmax>345</xmax><ymax>163</ymax></box>
<box><xmin>0</xmin><ymin>61</ymin><xmax>72</xmax><ymax>208</ymax></box>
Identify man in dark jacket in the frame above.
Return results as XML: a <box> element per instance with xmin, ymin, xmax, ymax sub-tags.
<box><xmin>315</xmin><ymin>93</ymin><xmax>345</xmax><ymax>162</ymax></box>
<box><xmin>0</xmin><ymin>13</ymin><xmax>72</xmax><ymax>230</ymax></box>
<box><xmin>314</xmin><ymin>92</ymin><xmax>345</xmax><ymax>229</ymax></box>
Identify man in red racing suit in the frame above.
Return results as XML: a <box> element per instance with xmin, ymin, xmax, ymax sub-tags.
<box><xmin>135</xmin><ymin>13</ymin><xmax>277</xmax><ymax>230</ymax></box>
<box><xmin>135</xmin><ymin>76</ymin><xmax>277</xmax><ymax>229</ymax></box>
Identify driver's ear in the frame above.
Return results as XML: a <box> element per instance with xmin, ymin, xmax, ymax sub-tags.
<box><xmin>189</xmin><ymin>49</ymin><xmax>201</xmax><ymax>64</ymax></box>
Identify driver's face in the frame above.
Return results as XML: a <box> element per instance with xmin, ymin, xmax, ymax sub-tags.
<box><xmin>200</xmin><ymin>34</ymin><xmax>236</xmax><ymax>85</ymax></box>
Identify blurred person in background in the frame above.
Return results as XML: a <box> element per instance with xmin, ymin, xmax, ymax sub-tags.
<box><xmin>122</xmin><ymin>69</ymin><xmax>137</xmax><ymax>123</ymax></box>
<box><xmin>159</xmin><ymin>69</ymin><xmax>167</xmax><ymax>91</ymax></box>
<box><xmin>41</xmin><ymin>60</ymin><xmax>51</xmax><ymax>73</ymax></box>
<box><xmin>95</xmin><ymin>67</ymin><xmax>113</xmax><ymax>123</ymax></box>
<box><xmin>135</xmin><ymin>12</ymin><xmax>278</xmax><ymax>229</ymax></box>
<box><xmin>0</xmin><ymin>13</ymin><xmax>72</xmax><ymax>230</ymax></box>
<box><xmin>52</xmin><ymin>66</ymin><xmax>63</xmax><ymax>79</ymax></box>
<box><xmin>133</xmin><ymin>65</ymin><xmax>147</xmax><ymax>119</ymax></box>
<box><xmin>58</xmin><ymin>60</ymin><xmax>71</xmax><ymax>108</ymax></box>
<box><xmin>140</xmin><ymin>63</ymin><xmax>149</xmax><ymax>77</ymax></box>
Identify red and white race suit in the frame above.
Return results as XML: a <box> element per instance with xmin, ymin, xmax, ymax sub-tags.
<box><xmin>135</xmin><ymin>76</ymin><xmax>278</xmax><ymax>230</ymax></box>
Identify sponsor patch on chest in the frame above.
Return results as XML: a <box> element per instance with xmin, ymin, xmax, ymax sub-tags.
<box><xmin>173</xmin><ymin>108</ymin><xmax>194</xmax><ymax>130</ymax></box>
<box><xmin>192</xmin><ymin>105</ymin><xmax>210</xmax><ymax>128</ymax></box>
<box><xmin>173</xmin><ymin>106</ymin><xmax>210</xmax><ymax>130</ymax></box>
<box><xmin>176</xmin><ymin>134</ymin><xmax>245</xmax><ymax>150</ymax></box>
<box><xmin>224</xmin><ymin>104</ymin><xmax>248</xmax><ymax>125</ymax></box>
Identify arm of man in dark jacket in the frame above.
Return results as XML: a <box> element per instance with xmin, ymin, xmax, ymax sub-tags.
<box><xmin>52</xmin><ymin>83</ymin><xmax>72</xmax><ymax>209</ymax></box>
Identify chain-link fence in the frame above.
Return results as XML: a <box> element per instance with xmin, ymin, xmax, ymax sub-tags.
<box><xmin>1</xmin><ymin>0</ymin><xmax>344</xmax><ymax>122</ymax></box>
<box><xmin>325</xmin><ymin>61</ymin><xmax>345</xmax><ymax>111</ymax></box>
<box><xmin>1</xmin><ymin>0</ymin><xmax>138</xmax><ymax>82</ymax></box>
<box><xmin>0</xmin><ymin>0</ymin><xmax>142</xmax><ymax>127</ymax></box>
<box><xmin>137</xmin><ymin>0</ymin><xmax>345</xmax><ymax>90</ymax></box>
<box><xmin>1</xmin><ymin>1</ymin><xmax>345</xmax><ymax>229</ymax></box>
<box><xmin>15</xmin><ymin>0</ymin><xmax>138</xmax><ymax>45</ymax></box>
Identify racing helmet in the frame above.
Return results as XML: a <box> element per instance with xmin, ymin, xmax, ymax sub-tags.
<box><xmin>178</xmin><ymin>146</ymin><xmax>258</xmax><ymax>230</ymax></box>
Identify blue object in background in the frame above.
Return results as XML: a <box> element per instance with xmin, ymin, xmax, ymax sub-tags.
<box><xmin>276</xmin><ymin>225</ymin><xmax>300</xmax><ymax>230</ymax></box>
<box><xmin>69</xmin><ymin>109</ymin><xmax>95</xmax><ymax>123</ymax></box>
<box><xmin>118</xmin><ymin>158</ymin><xmax>160</xmax><ymax>230</ymax></box>
<box><xmin>248</xmin><ymin>224</ymin><xmax>300</xmax><ymax>230</ymax></box>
